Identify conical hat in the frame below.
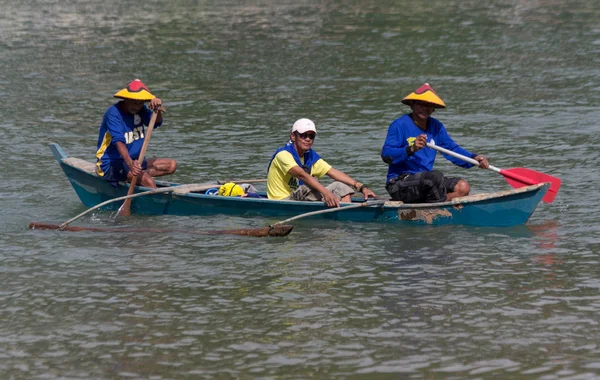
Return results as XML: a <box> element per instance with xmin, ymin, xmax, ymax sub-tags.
<box><xmin>401</xmin><ymin>83</ymin><xmax>446</xmax><ymax>109</ymax></box>
<box><xmin>113</xmin><ymin>79</ymin><xmax>155</xmax><ymax>101</ymax></box>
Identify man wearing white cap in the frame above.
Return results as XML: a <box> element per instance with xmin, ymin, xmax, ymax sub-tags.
<box><xmin>95</xmin><ymin>79</ymin><xmax>177</xmax><ymax>188</ymax></box>
<box><xmin>267</xmin><ymin>118</ymin><xmax>376</xmax><ymax>207</ymax></box>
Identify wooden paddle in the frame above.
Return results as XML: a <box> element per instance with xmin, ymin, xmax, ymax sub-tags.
<box><xmin>426</xmin><ymin>142</ymin><xmax>561</xmax><ymax>203</ymax></box>
<box><xmin>117</xmin><ymin>109</ymin><xmax>160</xmax><ymax>217</ymax></box>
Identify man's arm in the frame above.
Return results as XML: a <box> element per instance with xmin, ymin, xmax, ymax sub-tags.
<box><xmin>149</xmin><ymin>98</ymin><xmax>163</xmax><ymax>124</ymax></box>
<box><xmin>103</xmin><ymin>108</ymin><xmax>141</xmax><ymax>177</ymax></box>
<box><xmin>288</xmin><ymin>166</ymin><xmax>340</xmax><ymax>207</ymax></box>
<box><xmin>381</xmin><ymin>120</ymin><xmax>413</xmax><ymax>164</ymax></box>
<box><xmin>141</xmin><ymin>99</ymin><xmax>164</xmax><ymax>127</ymax></box>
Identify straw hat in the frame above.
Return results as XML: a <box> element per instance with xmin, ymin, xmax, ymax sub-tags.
<box><xmin>113</xmin><ymin>79</ymin><xmax>155</xmax><ymax>101</ymax></box>
<box><xmin>401</xmin><ymin>83</ymin><xmax>446</xmax><ymax>109</ymax></box>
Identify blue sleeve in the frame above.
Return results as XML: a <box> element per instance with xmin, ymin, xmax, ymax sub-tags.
<box><xmin>105</xmin><ymin>108</ymin><xmax>126</xmax><ymax>145</ymax></box>
<box><xmin>381</xmin><ymin>119</ymin><xmax>410</xmax><ymax>165</ymax></box>
<box><xmin>435</xmin><ymin>123</ymin><xmax>477</xmax><ymax>169</ymax></box>
<box><xmin>141</xmin><ymin>105</ymin><xmax>163</xmax><ymax>128</ymax></box>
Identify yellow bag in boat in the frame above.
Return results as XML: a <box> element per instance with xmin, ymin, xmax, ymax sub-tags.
<box><xmin>218</xmin><ymin>182</ymin><xmax>245</xmax><ymax>197</ymax></box>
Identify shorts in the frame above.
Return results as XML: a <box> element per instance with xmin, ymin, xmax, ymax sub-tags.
<box><xmin>287</xmin><ymin>182</ymin><xmax>355</xmax><ymax>201</ymax></box>
<box><xmin>98</xmin><ymin>158</ymin><xmax>148</xmax><ymax>187</ymax></box>
<box><xmin>385</xmin><ymin>171</ymin><xmax>460</xmax><ymax>203</ymax></box>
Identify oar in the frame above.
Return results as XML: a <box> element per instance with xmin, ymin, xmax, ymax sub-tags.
<box><xmin>270</xmin><ymin>199</ymin><xmax>388</xmax><ymax>226</ymax></box>
<box><xmin>117</xmin><ymin>108</ymin><xmax>160</xmax><ymax>217</ymax></box>
<box><xmin>426</xmin><ymin>142</ymin><xmax>561</xmax><ymax>203</ymax></box>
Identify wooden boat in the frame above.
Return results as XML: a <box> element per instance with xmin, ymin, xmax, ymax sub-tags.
<box><xmin>49</xmin><ymin>143</ymin><xmax>550</xmax><ymax>227</ymax></box>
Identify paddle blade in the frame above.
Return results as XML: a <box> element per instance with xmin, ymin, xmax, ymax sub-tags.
<box><xmin>499</xmin><ymin>168</ymin><xmax>561</xmax><ymax>203</ymax></box>
<box><xmin>116</xmin><ymin>199</ymin><xmax>132</xmax><ymax>217</ymax></box>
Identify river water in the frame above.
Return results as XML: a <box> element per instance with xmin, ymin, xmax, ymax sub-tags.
<box><xmin>1</xmin><ymin>1</ymin><xmax>600</xmax><ymax>378</ymax></box>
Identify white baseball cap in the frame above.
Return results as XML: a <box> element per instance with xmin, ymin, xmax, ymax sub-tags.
<box><xmin>291</xmin><ymin>118</ymin><xmax>317</xmax><ymax>134</ymax></box>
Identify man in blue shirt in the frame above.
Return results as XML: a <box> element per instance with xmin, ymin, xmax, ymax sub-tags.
<box><xmin>381</xmin><ymin>83</ymin><xmax>489</xmax><ymax>203</ymax></box>
<box><xmin>95</xmin><ymin>79</ymin><xmax>176</xmax><ymax>188</ymax></box>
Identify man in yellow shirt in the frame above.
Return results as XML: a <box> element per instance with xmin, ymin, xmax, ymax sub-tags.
<box><xmin>267</xmin><ymin>118</ymin><xmax>376</xmax><ymax>207</ymax></box>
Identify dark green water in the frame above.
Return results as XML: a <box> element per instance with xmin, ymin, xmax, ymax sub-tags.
<box><xmin>1</xmin><ymin>1</ymin><xmax>599</xmax><ymax>378</ymax></box>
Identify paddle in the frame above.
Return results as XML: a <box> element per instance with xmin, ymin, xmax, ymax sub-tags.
<box><xmin>426</xmin><ymin>142</ymin><xmax>561</xmax><ymax>203</ymax></box>
<box><xmin>117</xmin><ymin>108</ymin><xmax>160</xmax><ymax>217</ymax></box>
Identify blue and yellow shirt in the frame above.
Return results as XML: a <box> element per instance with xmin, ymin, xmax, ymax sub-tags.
<box><xmin>95</xmin><ymin>102</ymin><xmax>161</xmax><ymax>176</ymax></box>
<box><xmin>267</xmin><ymin>143</ymin><xmax>331</xmax><ymax>200</ymax></box>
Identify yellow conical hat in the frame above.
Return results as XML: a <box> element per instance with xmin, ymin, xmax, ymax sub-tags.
<box><xmin>113</xmin><ymin>79</ymin><xmax>155</xmax><ymax>101</ymax></box>
<box><xmin>401</xmin><ymin>83</ymin><xmax>446</xmax><ymax>109</ymax></box>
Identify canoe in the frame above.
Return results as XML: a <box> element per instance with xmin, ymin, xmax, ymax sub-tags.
<box><xmin>49</xmin><ymin>143</ymin><xmax>549</xmax><ymax>227</ymax></box>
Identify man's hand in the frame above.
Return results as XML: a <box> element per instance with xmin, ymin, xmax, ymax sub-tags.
<box><xmin>322</xmin><ymin>188</ymin><xmax>340</xmax><ymax>208</ymax></box>
<box><xmin>361</xmin><ymin>187</ymin><xmax>376</xmax><ymax>200</ymax></box>
<box><xmin>474</xmin><ymin>155</ymin><xmax>489</xmax><ymax>169</ymax></box>
<box><xmin>129</xmin><ymin>160</ymin><xmax>143</xmax><ymax>177</ymax></box>
<box><xmin>149</xmin><ymin>97</ymin><xmax>163</xmax><ymax>112</ymax></box>
<box><xmin>411</xmin><ymin>134</ymin><xmax>427</xmax><ymax>153</ymax></box>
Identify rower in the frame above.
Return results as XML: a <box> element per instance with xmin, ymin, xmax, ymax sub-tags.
<box><xmin>95</xmin><ymin>79</ymin><xmax>177</xmax><ymax>188</ymax></box>
<box><xmin>381</xmin><ymin>83</ymin><xmax>489</xmax><ymax>203</ymax></box>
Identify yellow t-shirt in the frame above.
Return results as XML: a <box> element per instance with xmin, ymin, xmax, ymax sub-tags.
<box><xmin>267</xmin><ymin>150</ymin><xmax>332</xmax><ymax>199</ymax></box>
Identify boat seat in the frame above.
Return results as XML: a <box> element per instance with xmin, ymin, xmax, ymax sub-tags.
<box><xmin>63</xmin><ymin>157</ymin><xmax>97</xmax><ymax>174</ymax></box>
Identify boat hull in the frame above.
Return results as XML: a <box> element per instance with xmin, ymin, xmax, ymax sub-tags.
<box><xmin>50</xmin><ymin>144</ymin><xmax>549</xmax><ymax>227</ymax></box>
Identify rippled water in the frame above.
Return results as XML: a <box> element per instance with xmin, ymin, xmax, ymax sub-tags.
<box><xmin>2</xmin><ymin>0</ymin><xmax>600</xmax><ymax>378</ymax></box>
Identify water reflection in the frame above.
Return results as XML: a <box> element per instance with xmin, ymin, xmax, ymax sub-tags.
<box><xmin>528</xmin><ymin>220</ymin><xmax>560</xmax><ymax>251</ymax></box>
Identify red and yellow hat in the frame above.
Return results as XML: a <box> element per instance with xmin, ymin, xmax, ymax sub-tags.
<box><xmin>401</xmin><ymin>83</ymin><xmax>446</xmax><ymax>109</ymax></box>
<box><xmin>113</xmin><ymin>79</ymin><xmax>155</xmax><ymax>101</ymax></box>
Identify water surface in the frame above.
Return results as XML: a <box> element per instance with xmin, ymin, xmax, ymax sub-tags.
<box><xmin>1</xmin><ymin>0</ymin><xmax>600</xmax><ymax>378</ymax></box>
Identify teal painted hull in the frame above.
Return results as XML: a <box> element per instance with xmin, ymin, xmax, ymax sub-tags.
<box><xmin>50</xmin><ymin>144</ymin><xmax>549</xmax><ymax>227</ymax></box>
